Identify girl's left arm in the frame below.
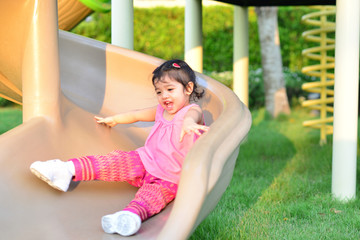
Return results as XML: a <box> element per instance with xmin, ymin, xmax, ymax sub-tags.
<box><xmin>179</xmin><ymin>105</ymin><xmax>209</xmax><ymax>142</ymax></box>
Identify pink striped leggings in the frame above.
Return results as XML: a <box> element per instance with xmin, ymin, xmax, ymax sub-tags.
<box><xmin>69</xmin><ymin>150</ymin><xmax>178</xmax><ymax>221</ymax></box>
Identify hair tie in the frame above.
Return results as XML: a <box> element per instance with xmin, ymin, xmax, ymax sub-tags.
<box><xmin>172</xmin><ymin>63</ymin><xmax>181</xmax><ymax>68</ymax></box>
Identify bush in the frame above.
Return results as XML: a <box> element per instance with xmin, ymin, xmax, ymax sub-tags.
<box><xmin>0</xmin><ymin>97</ymin><xmax>13</xmax><ymax>107</ymax></box>
<box><xmin>72</xmin><ymin>6</ymin><xmax>315</xmax><ymax>72</ymax></box>
<box><xmin>71</xmin><ymin>5</ymin><xmax>321</xmax><ymax>109</ymax></box>
<box><xmin>134</xmin><ymin>7</ymin><xmax>185</xmax><ymax>60</ymax></box>
<box><xmin>203</xmin><ymin>6</ymin><xmax>234</xmax><ymax>72</ymax></box>
<box><xmin>277</xmin><ymin>6</ymin><xmax>315</xmax><ymax>71</ymax></box>
<box><xmin>72</xmin><ymin>14</ymin><xmax>111</xmax><ymax>42</ymax></box>
<box><xmin>208</xmin><ymin>68</ymin><xmax>314</xmax><ymax>109</ymax></box>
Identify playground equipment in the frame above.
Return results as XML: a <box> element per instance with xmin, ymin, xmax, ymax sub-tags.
<box><xmin>0</xmin><ymin>1</ymin><xmax>251</xmax><ymax>239</ymax></box>
<box><xmin>58</xmin><ymin>0</ymin><xmax>110</xmax><ymax>30</ymax></box>
<box><xmin>301</xmin><ymin>6</ymin><xmax>336</xmax><ymax>145</ymax></box>
<box><xmin>223</xmin><ymin>0</ymin><xmax>358</xmax><ymax>201</ymax></box>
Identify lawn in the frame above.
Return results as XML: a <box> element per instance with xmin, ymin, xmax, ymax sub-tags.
<box><xmin>1</xmin><ymin>106</ymin><xmax>359</xmax><ymax>239</ymax></box>
<box><xmin>191</xmin><ymin>107</ymin><xmax>360</xmax><ymax>240</ymax></box>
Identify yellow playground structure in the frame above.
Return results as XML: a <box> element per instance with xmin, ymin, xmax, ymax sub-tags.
<box><xmin>301</xmin><ymin>6</ymin><xmax>336</xmax><ymax>145</ymax></box>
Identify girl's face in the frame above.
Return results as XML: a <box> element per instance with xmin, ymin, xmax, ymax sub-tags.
<box><xmin>154</xmin><ymin>76</ymin><xmax>193</xmax><ymax>117</ymax></box>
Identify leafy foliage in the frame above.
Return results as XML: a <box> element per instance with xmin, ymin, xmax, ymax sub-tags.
<box><xmin>0</xmin><ymin>97</ymin><xmax>13</xmax><ymax>107</ymax></box>
<box><xmin>0</xmin><ymin>108</ymin><xmax>22</xmax><ymax>134</ymax></box>
<box><xmin>71</xmin><ymin>5</ymin><xmax>317</xmax><ymax>109</ymax></box>
<box><xmin>72</xmin><ymin>6</ymin><xmax>315</xmax><ymax>72</ymax></box>
<box><xmin>208</xmin><ymin>68</ymin><xmax>314</xmax><ymax>109</ymax></box>
<box><xmin>134</xmin><ymin>7</ymin><xmax>185</xmax><ymax>60</ymax></box>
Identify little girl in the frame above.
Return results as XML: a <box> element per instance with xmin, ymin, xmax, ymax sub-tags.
<box><xmin>30</xmin><ymin>59</ymin><xmax>209</xmax><ymax>237</ymax></box>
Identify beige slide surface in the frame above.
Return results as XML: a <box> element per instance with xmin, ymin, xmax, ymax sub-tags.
<box><xmin>0</xmin><ymin>1</ymin><xmax>251</xmax><ymax>239</ymax></box>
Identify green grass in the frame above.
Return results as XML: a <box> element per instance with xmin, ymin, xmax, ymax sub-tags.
<box><xmin>2</xmin><ymin>106</ymin><xmax>360</xmax><ymax>239</ymax></box>
<box><xmin>191</xmin><ymin>107</ymin><xmax>360</xmax><ymax>240</ymax></box>
<box><xmin>0</xmin><ymin>107</ymin><xmax>22</xmax><ymax>134</ymax></box>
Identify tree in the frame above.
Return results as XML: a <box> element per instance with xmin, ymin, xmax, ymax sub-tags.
<box><xmin>255</xmin><ymin>6</ymin><xmax>291</xmax><ymax>117</ymax></box>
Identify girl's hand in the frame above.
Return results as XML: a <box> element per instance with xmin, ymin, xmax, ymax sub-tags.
<box><xmin>94</xmin><ymin>116</ymin><xmax>117</xmax><ymax>127</ymax></box>
<box><xmin>179</xmin><ymin>120</ymin><xmax>209</xmax><ymax>142</ymax></box>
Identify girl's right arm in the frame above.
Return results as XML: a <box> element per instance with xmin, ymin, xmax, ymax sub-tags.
<box><xmin>94</xmin><ymin>106</ymin><xmax>157</xmax><ymax>127</ymax></box>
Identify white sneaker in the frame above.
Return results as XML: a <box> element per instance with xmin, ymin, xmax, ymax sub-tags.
<box><xmin>102</xmin><ymin>211</ymin><xmax>141</xmax><ymax>236</ymax></box>
<box><xmin>30</xmin><ymin>159</ymin><xmax>73</xmax><ymax>192</ymax></box>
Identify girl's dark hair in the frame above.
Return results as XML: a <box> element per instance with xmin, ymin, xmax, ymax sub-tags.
<box><xmin>152</xmin><ymin>59</ymin><xmax>205</xmax><ymax>102</ymax></box>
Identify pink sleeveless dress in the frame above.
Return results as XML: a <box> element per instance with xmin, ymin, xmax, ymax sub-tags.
<box><xmin>136</xmin><ymin>103</ymin><xmax>202</xmax><ymax>184</ymax></box>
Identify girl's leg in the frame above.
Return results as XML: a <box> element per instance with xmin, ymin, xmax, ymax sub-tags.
<box><xmin>123</xmin><ymin>173</ymin><xmax>178</xmax><ymax>221</ymax></box>
<box><xmin>101</xmin><ymin>174</ymin><xmax>177</xmax><ymax>236</ymax></box>
<box><xmin>70</xmin><ymin>150</ymin><xmax>145</xmax><ymax>186</ymax></box>
<box><xmin>30</xmin><ymin>150</ymin><xmax>145</xmax><ymax>192</ymax></box>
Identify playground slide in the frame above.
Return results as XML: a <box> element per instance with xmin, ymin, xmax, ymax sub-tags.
<box><xmin>0</xmin><ymin>1</ymin><xmax>251</xmax><ymax>239</ymax></box>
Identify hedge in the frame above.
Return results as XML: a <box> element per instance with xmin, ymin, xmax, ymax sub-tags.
<box><xmin>72</xmin><ymin>5</ymin><xmax>315</xmax><ymax>72</ymax></box>
<box><xmin>0</xmin><ymin>6</ymin><xmax>328</xmax><ymax>110</ymax></box>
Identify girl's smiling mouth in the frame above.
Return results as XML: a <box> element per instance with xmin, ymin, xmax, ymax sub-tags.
<box><xmin>164</xmin><ymin>101</ymin><xmax>173</xmax><ymax>110</ymax></box>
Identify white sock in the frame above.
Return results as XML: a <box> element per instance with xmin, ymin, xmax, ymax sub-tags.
<box><xmin>30</xmin><ymin>159</ymin><xmax>73</xmax><ymax>192</ymax></box>
<box><xmin>102</xmin><ymin>211</ymin><xmax>141</xmax><ymax>236</ymax></box>
<box><xmin>66</xmin><ymin>161</ymin><xmax>75</xmax><ymax>176</ymax></box>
